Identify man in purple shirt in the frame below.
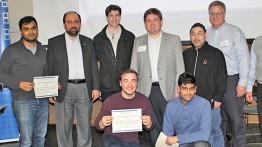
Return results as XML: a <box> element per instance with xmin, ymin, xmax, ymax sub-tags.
<box><xmin>95</xmin><ymin>69</ymin><xmax>154</xmax><ymax>147</ymax></box>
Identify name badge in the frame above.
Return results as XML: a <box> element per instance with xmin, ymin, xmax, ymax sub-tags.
<box><xmin>220</xmin><ymin>40</ymin><xmax>229</xmax><ymax>47</ymax></box>
<box><xmin>138</xmin><ymin>46</ymin><xmax>147</xmax><ymax>52</ymax></box>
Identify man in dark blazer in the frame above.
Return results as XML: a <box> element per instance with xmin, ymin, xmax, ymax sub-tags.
<box><xmin>46</xmin><ymin>11</ymin><xmax>100</xmax><ymax>147</ymax></box>
<box><xmin>130</xmin><ymin>8</ymin><xmax>185</xmax><ymax>146</ymax></box>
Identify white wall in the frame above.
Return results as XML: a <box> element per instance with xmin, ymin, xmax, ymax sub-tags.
<box><xmin>9</xmin><ymin>0</ymin><xmax>262</xmax><ymax>44</ymax></box>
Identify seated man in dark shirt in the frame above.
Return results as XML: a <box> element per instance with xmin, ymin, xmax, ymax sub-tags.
<box><xmin>95</xmin><ymin>69</ymin><xmax>154</xmax><ymax>147</ymax></box>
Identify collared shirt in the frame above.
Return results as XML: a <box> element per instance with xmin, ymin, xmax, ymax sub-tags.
<box><xmin>148</xmin><ymin>31</ymin><xmax>162</xmax><ymax>82</ymax></box>
<box><xmin>65</xmin><ymin>33</ymin><xmax>85</xmax><ymax>79</ymax></box>
<box><xmin>106</xmin><ymin>26</ymin><xmax>122</xmax><ymax>58</ymax></box>
<box><xmin>207</xmin><ymin>22</ymin><xmax>250</xmax><ymax>86</ymax></box>
<box><xmin>163</xmin><ymin>95</ymin><xmax>211</xmax><ymax>144</ymax></box>
<box><xmin>247</xmin><ymin>36</ymin><xmax>262</xmax><ymax>92</ymax></box>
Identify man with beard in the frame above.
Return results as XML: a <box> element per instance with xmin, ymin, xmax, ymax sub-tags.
<box><xmin>46</xmin><ymin>11</ymin><xmax>100</xmax><ymax>147</ymax></box>
<box><xmin>0</xmin><ymin>16</ymin><xmax>48</xmax><ymax>147</ymax></box>
<box><xmin>95</xmin><ymin>69</ymin><xmax>154</xmax><ymax>147</ymax></box>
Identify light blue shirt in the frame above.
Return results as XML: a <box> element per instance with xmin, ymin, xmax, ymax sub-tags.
<box><xmin>163</xmin><ymin>95</ymin><xmax>211</xmax><ymax>145</ymax></box>
<box><xmin>247</xmin><ymin>36</ymin><xmax>262</xmax><ymax>92</ymax></box>
<box><xmin>207</xmin><ymin>22</ymin><xmax>250</xmax><ymax>86</ymax></box>
<box><xmin>65</xmin><ymin>33</ymin><xmax>85</xmax><ymax>79</ymax></box>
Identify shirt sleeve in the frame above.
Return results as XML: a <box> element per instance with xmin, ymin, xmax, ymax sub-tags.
<box><xmin>0</xmin><ymin>48</ymin><xmax>21</xmax><ymax>90</ymax></box>
<box><xmin>235</xmin><ymin>30</ymin><xmax>250</xmax><ymax>86</ymax></box>
<box><xmin>163</xmin><ymin>102</ymin><xmax>175</xmax><ymax>136</ymax></box>
<box><xmin>247</xmin><ymin>48</ymin><xmax>256</xmax><ymax>92</ymax></box>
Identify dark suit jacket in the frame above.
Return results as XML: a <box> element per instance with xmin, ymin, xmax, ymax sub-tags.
<box><xmin>46</xmin><ymin>34</ymin><xmax>99</xmax><ymax>103</ymax></box>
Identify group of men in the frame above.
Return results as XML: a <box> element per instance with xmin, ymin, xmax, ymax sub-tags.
<box><xmin>0</xmin><ymin>1</ymin><xmax>261</xmax><ymax>147</ymax></box>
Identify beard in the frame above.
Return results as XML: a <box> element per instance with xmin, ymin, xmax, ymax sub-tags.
<box><xmin>66</xmin><ymin>27</ymin><xmax>80</xmax><ymax>37</ymax></box>
<box><xmin>22</xmin><ymin>35</ymin><xmax>37</xmax><ymax>43</ymax></box>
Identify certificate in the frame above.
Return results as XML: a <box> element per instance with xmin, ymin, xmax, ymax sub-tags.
<box><xmin>112</xmin><ymin>108</ymin><xmax>142</xmax><ymax>133</ymax></box>
<box><xmin>156</xmin><ymin>132</ymin><xmax>179</xmax><ymax>147</ymax></box>
<box><xmin>34</xmin><ymin>76</ymin><xmax>58</xmax><ymax>98</ymax></box>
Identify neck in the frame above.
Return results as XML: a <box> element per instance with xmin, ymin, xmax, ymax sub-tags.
<box><xmin>108</xmin><ymin>25</ymin><xmax>120</xmax><ymax>34</ymax></box>
<box><xmin>121</xmin><ymin>91</ymin><xmax>135</xmax><ymax>99</ymax></box>
<box><xmin>149</xmin><ymin>31</ymin><xmax>161</xmax><ymax>39</ymax></box>
<box><xmin>23</xmin><ymin>39</ymin><xmax>36</xmax><ymax>48</ymax></box>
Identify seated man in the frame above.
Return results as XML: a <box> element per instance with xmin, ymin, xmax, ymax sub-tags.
<box><xmin>163</xmin><ymin>73</ymin><xmax>211</xmax><ymax>147</ymax></box>
<box><xmin>95</xmin><ymin>69</ymin><xmax>154</xmax><ymax>147</ymax></box>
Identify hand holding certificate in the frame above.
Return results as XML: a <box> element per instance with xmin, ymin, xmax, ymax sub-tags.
<box><xmin>112</xmin><ymin>108</ymin><xmax>142</xmax><ymax>133</ymax></box>
<box><xmin>34</xmin><ymin>76</ymin><xmax>59</xmax><ymax>98</ymax></box>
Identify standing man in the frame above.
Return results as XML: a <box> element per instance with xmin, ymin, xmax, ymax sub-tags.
<box><xmin>0</xmin><ymin>16</ymin><xmax>48</xmax><ymax>147</ymax></box>
<box><xmin>130</xmin><ymin>8</ymin><xmax>185</xmax><ymax>146</ymax></box>
<box><xmin>93</xmin><ymin>5</ymin><xmax>135</xmax><ymax>102</ymax></box>
<box><xmin>246</xmin><ymin>36</ymin><xmax>262</xmax><ymax>139</ymax></box>
<box><xmin>46</xmin><ymin>11</ymin><xmax>100</xmax><ymax>147</ymax></box>
<box><xmin>183</xmin><ymin>23</ymin><xmax>227</xmax><ymax>147</ymax></box>
<box><xmin>206</xmin><ymin>1</ymin><xmax>250</xmax><ymax>146</ymax></box>
<box><xmin>95</xmin><ymin>69</ymin><xmax>154</xmax><ymax>147</ymax></box>
<box><xmin>163</xmin><ymin>73</ymin><xmax>211</xmax><ymax>147</ymax></box>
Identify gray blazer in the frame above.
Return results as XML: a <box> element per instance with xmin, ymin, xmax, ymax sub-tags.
<box><xmin>130</xmin><ymin>32</ymin><xmax>184</xmax><ymax>101</ymax></box>
<box><xmin>46</xmin><ymin>34</ymin><xmax>99</xmax><ymax>103</ymax></box>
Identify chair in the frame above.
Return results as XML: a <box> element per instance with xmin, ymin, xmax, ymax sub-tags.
<box><xmin>243</xmin><ymin>96</ymin><xmax>258</xmax><ymax>125</ymax></box>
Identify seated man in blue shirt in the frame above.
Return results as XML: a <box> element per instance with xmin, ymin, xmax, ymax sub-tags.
<box><xmin>163</xmin><ymin>73</ymin><xmax>212</xmax><ymax>147</ymax></box>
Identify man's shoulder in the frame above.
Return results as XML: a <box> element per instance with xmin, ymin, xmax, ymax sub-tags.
<box><xmin>162</xmin><ymin>32</ymin><xmax>180</xmax><ymax>39</ymax></box>
<box><xmin>79</xmin><ymin>34</ymin><xmax>93</xmax><ymax>42</ymax></box>
<box><xmin>48</xmin><ymin>34</ymin><xmax>64</xmax><ymax>42</ymax></box>
<box><xmin>194</xmin><ymin>95</ymin><xmax>211</xmax><ymax>106</ymax></box>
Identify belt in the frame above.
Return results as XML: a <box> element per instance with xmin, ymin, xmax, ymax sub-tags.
<box><xmin>152</xmin><ymin>82</ymin><xmax>159</xmax><ymax>86</ymax></box>
<box><xmin>68</xmin><ymin>79</ymin><xmax>86</xmax><ymax>84</ymax></box>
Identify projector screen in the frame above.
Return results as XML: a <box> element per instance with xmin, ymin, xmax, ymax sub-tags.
<box><xmin>34</xmin><ymin>0</ymin><xmax>262</xmax><ymax>44</ymax></box>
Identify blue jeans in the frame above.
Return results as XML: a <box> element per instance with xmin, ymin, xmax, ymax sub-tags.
<box><xmin>209</xmin><ymin>107</ymin><xmax>224</xmax><ymax>147</ymax></box>
<box><xmin>12</xmin><ymin>98</ymin><xmax>48</xmax><ymax>147</ymax></box>
<box><xmin>102</xmin><ymin>133</ymin><xmax>139</xmax><ymax>147</ymax></box>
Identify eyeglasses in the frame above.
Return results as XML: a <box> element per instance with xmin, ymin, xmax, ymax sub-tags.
<box><xmin>190</xmin><ymin>32</ymin><xmax>205</xmax><ymax>37</ymax></box>
<box><xmin>65</xmin><ymin>20</ymin><xmax>80</xmax><ymax>25</ymax></box>
<box><xmin>209</xmin><ymin>12</ymin><xmax>224</xmax><ymax>17</ymax></box>
<box><xmin>180</xmin><ymin>86</ymin><xmax>196</xmax><ymax>91</ymax></box>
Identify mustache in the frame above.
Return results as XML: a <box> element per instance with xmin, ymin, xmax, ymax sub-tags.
<box><xmin>70</xmin><ymin>27</ymin><xmax>78</xmax><ymax>30</ymax></box>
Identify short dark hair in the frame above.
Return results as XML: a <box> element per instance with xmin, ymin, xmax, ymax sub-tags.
<box><xmin>190</xmin><ymin>23</ymin><xmax>206</xmax><ymax>33</ymax></box>
<box><xmin>63</xmin><ymin>11</ymin><xmax>81</xmax><ymax>24</ymax></box>
<box><xmin>208</xmin><ymin>1</ymin><xmax>226</xmax><ymax>13</ymax></box>
<box><xmin>144</xmin><ymin>8</ymin><xmax>163</xmax><ymax>22</ymax></box>
<box><xmin>178</xmin><ymin>73</ymin><xmax>196</xmax><ymax>86</ymax></box>
<box><xmin>19</xmin><ymin>16</ymin><xmax>38</xmax><ymax>31</ymax></box>
<box><xmin>120</xmin><ymin>68</ymin><xmax>138</xmax><ymax>81</ymax></box>
<box><xmin>105</xmin><ymin>5</ymin><xmax>122</xmax><ymax>16</ymax></box>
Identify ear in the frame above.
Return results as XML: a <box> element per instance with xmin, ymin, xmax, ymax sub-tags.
<box><xmin>177</xmin><ymin>86</ymin><xmax>181</xmax><ymax>94</ymax></box>
<box><xmin>119</xmin><ymin>80</ymin><xmax>122</xmax><ymax>87</ymax></box>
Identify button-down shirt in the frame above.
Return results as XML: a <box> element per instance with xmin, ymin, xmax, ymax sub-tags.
<box><xmin>247</xmin><ymin>36</ymin><xmax>262</xmax><ymax>92</ymax></box>
<box><xmin>163</xmin><ymin>95</ymin><xmax>211</xmax><ymax>144</ymax></box>
<box><xmin>148</xmin><ymin>32</ymin><xmax>162</xmax><ymax>82</ymax></box>
<box><xmin>65</xmin><ymin>33</ymin><xmax>85</xmax><ymax>79</ymax></box>
<box><xmin>207</xmin><ymin>22</ymin><xmax>250</xmax><ymax>86</ymax></box>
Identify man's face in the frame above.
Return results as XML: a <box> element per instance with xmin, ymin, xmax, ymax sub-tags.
<box><xmin>190</xmin><ymin>26</ymin><xmax>207</xmax><ymax>49</ymax></box>
<box><xmin>144</xmin><ymin>14</ymin><xmax>163</xmax><ymax>36</ymax></box>
<box><xmin>178</xmin><ymin>83</ymin><xmax>196</xmax><ymax>104</ymax></box>
<box><xmin>106</xmin><ymin>10</ymin><xmax>121</xmax><ymax>28</ymax></box>
<box><xmin>64</xmin><ymin>13</ymin><xmax>81</xmax><ymax>37</ymax></box>
<box><xmin>209</xmin><ymin>6</ymin><xmax>226</xmax><ymax>29</ymax></box>
<box><xmin>20</xmin><ymin>21</ymin><xmax>38</xmax><ymax>43</ymax></box>
<box><xmin>120</xmin><ymin>73</ymin><xmax>138</xmax><ymax>98</ymax></box>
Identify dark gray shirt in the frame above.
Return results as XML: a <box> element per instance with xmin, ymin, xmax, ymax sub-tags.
<box><xmin>0</xmin><ymin>39</ymin><xmax>47</xmax><ymax>100</ymax></box>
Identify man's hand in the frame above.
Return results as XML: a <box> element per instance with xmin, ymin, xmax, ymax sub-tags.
<box><xmin>58</xmin><ymin>82</ymin><xmax>62</xmax><ymax>90</ymax></box>
<box><xmin>19</xmin><ymin>81</ymin><xmax>34</xmax><ymax>91</ymax></box>
<box><xmin>99</xmin><ymin>116</ymin><xmax>112</xmax><ymax>129</ymax></box>
<box><xmin>245</xmin><ymin>92</ymin><xmax>253</xmax><ymax>103</ymax></box>
<box><xmin>211</xmin><ymin>99</ymin><xmax>222</xmax><ymax>109</ymax></box>
<box><xmin>92</xmin><ymin>90</ymin><xmax>100</xmax><ymax>101</ymax></box>
<box><xmin>49</xmin><ymin>97</ymin><xmax>56</xmax><ymax>103</ymax></box>
<box><xmin>165</xmin><ymin>136</ymin><xmax>178</xmax><ymax>145</ymax></box>
<box><xmin>236</xmin><ymin>84</ymin><xmax>246</xmax><ymax>97</ymax></box>
<box><xmin>141</xmin><ymin>115</ymin><xmax>152</xmax><ymax>128</ymax></box>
